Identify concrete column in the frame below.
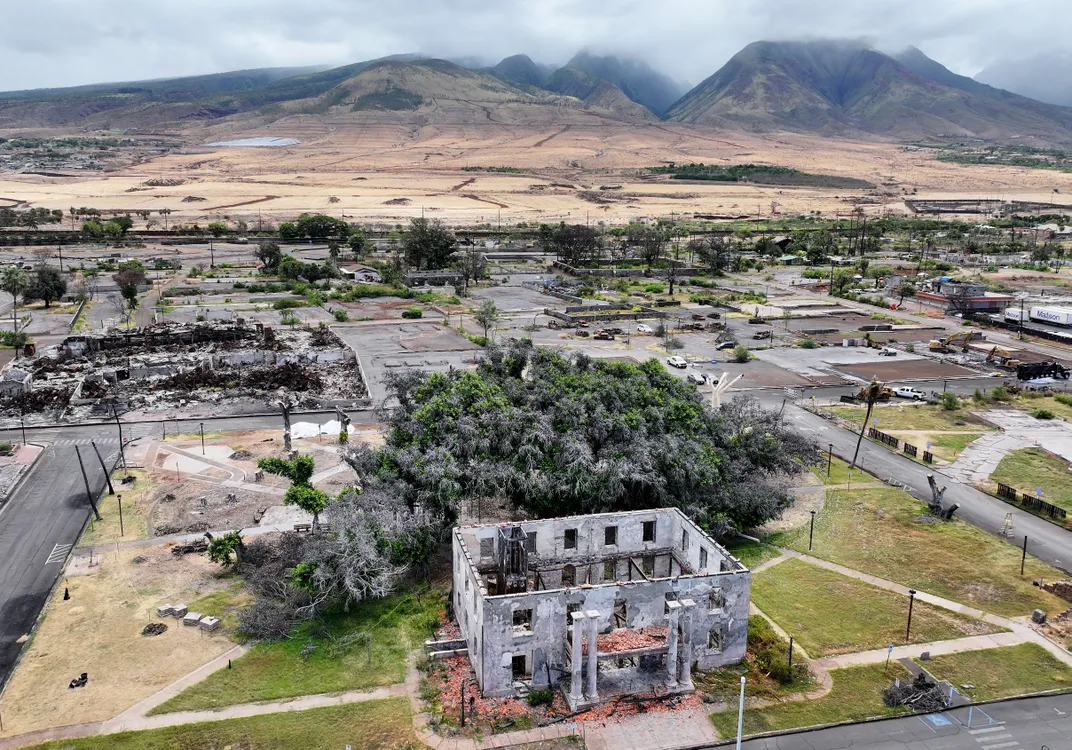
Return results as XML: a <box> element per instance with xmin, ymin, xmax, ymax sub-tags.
<box><xmin>666</xmin><ymin>600</ymin><xmax>682</xmax><ymax>689</ymax></box>
<box><xmin>679</xmin><ymin>598</ymin><xmax>696</xmax><ymax>690</ymax></box>
<box><xmin>570</xmin><ymin>610</ymin><xmax>586</xmax><ymax>705</ymax></box>
<box><xmin>585</xmin><ymin>610</ymin><xmax>600</xmax><ymax>702</ymax></box>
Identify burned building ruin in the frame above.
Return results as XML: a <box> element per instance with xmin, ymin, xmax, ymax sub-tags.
<box><xmin>446</xmin><ymin>509</ymin><xmax>750</xmax><ymax>709</ymax></box>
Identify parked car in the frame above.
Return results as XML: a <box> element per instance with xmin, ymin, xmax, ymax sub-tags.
<box><xmin>637</xmin><ymin>324</ymin><xmax>654</xmax><ymax>333</ymax></box>
<box><xmin>686</xmin><ymin>372</ymin><xmax>710</xmax><ymax>385</ymax></box>
<box><xmin>894</xmin><ymin>386</ymin><xmax>926</xmax><ymax>400</ymax></box>
<box><xmin>878</xmin><ymin>348</ymin><xmax>897</xmax><ymax>356</ymax></box>
<box><xmin>716</xmin><ymin>341</ymin><xmax>737</xmax><ymax>351</ymax></box>
<box><xmin>667</xmin><ymin>356</ymin><xmax>688</xmax><ymax>369</ymax></box>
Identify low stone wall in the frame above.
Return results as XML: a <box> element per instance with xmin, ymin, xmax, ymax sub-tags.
<box><xmin>1043</xmin><ymin>580</ymin><xmax>1072</xmax><ymax>604</ymax></box>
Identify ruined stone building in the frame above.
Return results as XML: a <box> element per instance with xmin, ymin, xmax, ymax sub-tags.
<box><xmin>447</xmin><ymin>508</ymin><xmax>750</xmax><ymax>708</ymax></box>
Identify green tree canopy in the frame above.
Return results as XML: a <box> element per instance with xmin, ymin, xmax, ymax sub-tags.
<box><xmin>258</xmin><ymin>454</ymin><xmax>329</xmax><ymax>527</ymax></box>
<box><xmin>295</xmin><ymin>213</ymin><xmax>350</xmax><ymax>240</ymax></box>
<box><xmin>348</xmin><ymin>341</ymin><xmax>820</xmax><ymax>537</ymax></box>
<box><xmin>256</xmin><ymin>241</ymin><xmax>282</xmax><ymax>271</ymax></box>
<box><xmin>402</xmin><ymin>218</ymin><xmax>457</xmax><ymax>270</ymax></box>
<box><xmin>26</xmin><ymin>266</ymin><xmax>67</xmax><ymax>308</ymax></box>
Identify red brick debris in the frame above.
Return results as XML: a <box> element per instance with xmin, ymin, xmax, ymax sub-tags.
<box><xmin>593</xmin><ymin>625</ymin><xmax>668</xmax><ymax>654</ymax></box>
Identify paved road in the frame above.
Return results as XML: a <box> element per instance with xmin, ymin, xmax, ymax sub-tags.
<box><xmin>758</xmin><ymin>396</ymin><xmax>1072</xmax><ymax>574</ymax></box>
<box><xmin>0</xmin><ymin>428</ymin><xmax>131</xmax><ymax>688</ymax></box>
<box><xmin>723</xmin><ymin>692</ymin><xmax>1072</xmax><ymax>749</ymax></box>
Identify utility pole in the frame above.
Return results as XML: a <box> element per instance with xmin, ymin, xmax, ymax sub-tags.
<box><xmin>905</xmin><ymin>589</ymin><xmax>916</xmax><ymax>642</ymax></box>
<box><xmin>1019</xmin><ymin>296</ymin><xmax>1025</xmax><ymax>341</ymax></box>
<box><xmin>90</xmin><ymin>441</ymin><xmax>114</xmax><ymax>495</ymax></box>
<box><xmin>75</xmin><ymin>446</ymin><xmax>102</xmax><ymax>521</ymax></box>
<box><xmin>111</xmin><ymin>405</ymin><xmax>126</xmax><ymax>471</ymax></box>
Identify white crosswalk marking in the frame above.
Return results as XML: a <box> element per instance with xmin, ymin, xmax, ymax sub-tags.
<box><xmin>979</xmin><ymin>742</ymin><xmax>1018</xmax><ymax>750</ymax></box>
<box><xmin>53</xmin><ymin>438</ymin><xmax>119</xmax><ymax>446</ymax></box>
<box><xmin>969</xmin><ymin>727</ymin><xmax>1006</xmax><ymax>735</ymax></box>
<box><xmin>45</xmin><ymin>543</ymin><xmax>72</xmax><ymax>564</ymax></box>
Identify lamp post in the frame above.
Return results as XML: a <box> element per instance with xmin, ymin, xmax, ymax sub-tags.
<box><xmin>735</xmin><ymin>676</ymin><xmax>746</xmax><ymax>750</ymax></box>
<box><xmin>906</xmin><ymin>589</ymin><xmax>917</xmax><ymax>642</ymax></box>
<box><xmin>808</xmin><ymin>511</ymin><xmax>816</xmax><ymax>551</ymax></box>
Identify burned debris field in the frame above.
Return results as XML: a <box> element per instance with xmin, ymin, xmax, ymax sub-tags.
<box><xmin>1</xmin><ymin>321</ymin><xmax>367</xmax><ymax>420</ymax></box>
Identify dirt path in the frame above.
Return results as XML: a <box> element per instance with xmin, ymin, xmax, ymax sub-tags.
<box><xmin>449</xmin><ymin>177</ymin><xmax>477</xmax><ymax>192</ymax></box>
<box><xmin>532</xmin><ymin>125</ymin><xmax>571</xmax><ymax>148</ymax></box>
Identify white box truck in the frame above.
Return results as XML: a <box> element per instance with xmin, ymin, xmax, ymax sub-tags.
<box><xmin>1029</xmin><ymin>306</ymin><xmax>1072</xmax><ymax>326</ymax></box>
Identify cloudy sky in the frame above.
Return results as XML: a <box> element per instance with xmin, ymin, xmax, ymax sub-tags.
<box><xmin>0</xmin><ymin>0</ymin><xmax>1067</xmax><ymax>91</ymax></box>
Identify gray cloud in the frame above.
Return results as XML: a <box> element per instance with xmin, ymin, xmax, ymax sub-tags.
<box><xmin>0</xmin><ymin>0</ymin><xmax>1068</xmax><ymax>91</ymax></box>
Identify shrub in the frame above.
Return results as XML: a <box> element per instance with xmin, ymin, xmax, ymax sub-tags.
<box><xmin>527</xmin><ymin>688</ymin><xmax>554</xmax><ymax>706</ymax></box>
<box><xmin>401</xmin><ymin>306</ymin><xmax>423</xmax><ymax>319</ymax></box>
<box><xmin>1055</xmin><ymin>393</ymin><xmax>1072</xmax><ymax>407</ymax></box>
<box><xmin>339</xmin><ymin>430</ymin><xmax>349</xmax><ymax>443</ymax></box>
<box><xmin>905</xmin><ymin>343</ymin><xmax>915</xmax><ymax>353</ymax></box>
<box><xmin>0</xmin><ymin>331</ymin><xmax>29</xmax><ymax>348</ymax></box>
<box><xmin>797</xmin><ymin>339</ymin><xmax>819</xmax><ymax>349</ymax></box>
<box><xmin>280</xmin><ymin>314</ymin><xmax>300</xmax><ymax>326</ymax></box>
<box><xmin>1032</xmin><ymin>407</ymin><xmax>1056</xmax><ymax>420</ymax></box>
<box><xmin>665</xmin><ymin>336</ymin><xmax>684</xmax><ymax>350</ymax></box>
<box><xmin>643</xmin><ymin>283</ymin><xmax>664</xmax><ymax>294</ymax></box>
<box><xmin>0</xmin><ymin>441</ymin><xmax>12</xmax><ymax>453</ymax></box>
<box><xmin>332</xmin><ymin>309</ymin><xmax>349</xmax><ymax>322</ymax></box>
<box><xmin>939</xmin><ymin>392</ymin><xmax>959</xmax><ymax>411</ymax></box>
<box><xmin>748</xmin><ymin>617</ymin><xmax>812</xmax><ymax>686</ymax></box>
<box><xmin>972</xmin><ymin>388</ymin><xmax>991</xmax><ymax>404</ymax></box>
<box><xmin>731</xmin><ymin>345</ymin><xmax>751</xmax><ymax>363</ymax></box>
<box><xmin>272</xmin><ymin>298</ymin><xmax>304</xmax><ymax>310</ymax></box>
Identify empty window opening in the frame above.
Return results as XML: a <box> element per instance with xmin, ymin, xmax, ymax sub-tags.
<box><xmin>512</xmin><ymin>608</ymin><xmax>533</xmax><ymax>632</ymax></box>
<box><xmin>566</xmin><ymin>602</ymin><xmax>581</xmax><ymax>630</ymax></box>
<box><xmin>681</xmin><ymin>530</ymin><xmax>689</xmax><ymax>550</ymax></box>
<box><xmin>525</xmin><ymin>531</ymin><xmax>537</xmax><ymax>554</ymax></box>
<box><xmin>564</xmin><ymin>528</ymin><xmax>577</xmax><ymax>549</ymax></box>
<box><xmin>512</xmin><ymin>653</ymin><xmax>531</xmax><ymax>679</ymax></box>
<box><xmin>479</xmin><ymin>537</ymin><xmax>494</xmax><ymax>559</ymax></box>
<box><xmin>708</xmin><ymin>628</ymin><xmax>724</xmax><ymax>652</ymax></box>
<box><xmin>562</xmin><ymin>564</ymin><xmax>576</xmax><ymax>586</ymax></box>
<box><xmin>605</xmin><ymin>526</ymin><xmax>618</xmax><ymax>546</ymax></box>
<box><xmin>709</xmin><ymin>588</ymin><xmax>725</xmax><ymax>611</ymax></box>
<box><xmin>603</xmin><ymin>560</ymin><xmax>616</xmax><ymax>581</ymax></box>
<box><xmin>643</xmin><ymin>520</ymin><xmax>656</xmax><ymax>543</ymax></box>
<box><xmin>699</xmin><ymin>547</ymin><xmax>708</xmax><ymax>570</ymax></box>
<box><xmin>613</xmin><ymin>599</ymin><xmax>628</xmax><ymax>629</ymax></box>
<box><xmin>642</xmin><ymin>555</ymin><xmax>655</xmax><ymax>576</ymax></box>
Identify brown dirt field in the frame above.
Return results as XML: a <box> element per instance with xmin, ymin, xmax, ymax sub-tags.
<box><xmin>3</xmin><ymin>117</ymin><xmax>1070</xmax><ymax>226</ymax></box>
<box><xmin>0</xmin><ymin>545</ymin><xmax>235</xmax><ymax>737</ymax></box>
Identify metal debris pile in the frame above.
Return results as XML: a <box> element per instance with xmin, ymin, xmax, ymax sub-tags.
<box><xmin>883</xmin><ymin>672</ymin><xmax>949</xmax><ymax>713</ymax></box>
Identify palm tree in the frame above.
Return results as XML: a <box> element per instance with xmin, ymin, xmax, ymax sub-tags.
<box><xmin>1</xmin><ymin>266</ymin><xmax>30</xmax><ymax>357</ymax></box>
<box><xmin>851</xmin><ymin>380</ymin><xmax>884</xmax><ymax>468</ymax></box>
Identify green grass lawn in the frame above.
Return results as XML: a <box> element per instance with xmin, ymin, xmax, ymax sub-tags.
<box><xmin>919</xmin><ymin>643</ymin><xmax>1072</xmax><ymax>701</ymax></box>
<box><xmin>79</xmin><ymin>469</ymin><xmax>154</xmax><ymax>545</ymax></box>
<box><xmin>188</xmin><ymin>582</ymin><xmax>255</xmax><ymax>636</ymax></box>
<box><xmin>817</xmin><ymin>456</ymin><xmax>884</xmax><ymax>486</ymax></box>
<box><xmin>991</xmin><ymin>447</ymin><xmax>1072</xmax><ymax>513</ymax></box>
<box><xmin>768</xmin><ymin>487</ymin><xmax>1067</xmax><ymax>618</ymax></box>
<box><xmin>710</xmin><ymin>663</ymin><xmax>910</xmax><ymax>737</ymax></box>
<box><xmin>724</xmin><ymin>538</ymin><xmax>782</xmax><ymax>569</ymax></box>
<box><xmin>751</xmin><ymin>559</ymin><xmax>1001</xmax><ymax>656</ymax></box>
<box><xmin>828</xmin><ymin>403</ymin><xmax>993</xmax><ymax>433</ymax></box>
<box><xmin>150</xmin><ymin>589</ymin><xmax>442</xmax><ymax>714</ymax></box>
<box><xmin>25</xmin><ymin>697</ymin><xmax>415</xmax><ymax>750</ymax></box>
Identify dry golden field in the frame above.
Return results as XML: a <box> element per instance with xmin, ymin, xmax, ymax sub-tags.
<box><xmin>3</xmin><ymin>107</ymin><xmax>1071</xmax><ymax>226</ymax></box>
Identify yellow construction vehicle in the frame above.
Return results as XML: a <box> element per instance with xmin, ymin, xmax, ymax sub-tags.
<box><xmin>840</xmin><ymin>382</ymin><xmax>894</xmax><ymax>403</ymax></box>
<box><xmin>984</xmin><ymin>345</ymin><xmax>1022</xmax><ymax>370</ymax></box>
<box><xmin>929</xmin><ymin>331</ymin><xmax>974</xmax><ymax>353</ymax></box>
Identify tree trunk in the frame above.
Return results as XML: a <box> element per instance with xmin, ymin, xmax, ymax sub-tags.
<box><xmin>851</xmin><ymin>399</ymin><xmax>876</xmax><ymax>468</ymax></box>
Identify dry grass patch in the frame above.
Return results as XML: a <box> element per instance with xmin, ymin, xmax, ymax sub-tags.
<box><xmin>79</xmin><ymin>469</ymin><xmax>154</xmax><ymax>545</ymax></box>
<box><xmin>0</xmin><ymin>545</ymin><xmax>238</xmax><ymax>737</ymax></box>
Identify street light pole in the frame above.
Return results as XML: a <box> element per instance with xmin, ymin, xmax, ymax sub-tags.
<box><xmin>809</xmin><ymin>511</ymin><xmax>816</xmax><ymax>551</ymax></box>
<box><xmin>906</xmin><ymin>589</ymin><xmax>917</xmax><ymax>642</ymax></box>
<box><xmin>735</xmin><ymin>676</ymin><xmax>746</xmax><ymax>750</ymax></box>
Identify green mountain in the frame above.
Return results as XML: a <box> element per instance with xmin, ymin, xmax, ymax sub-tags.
<box><xmin>666</xmin><ymin>40</ymin><xmax>1072</xmax><ymax>143</ymax></box>
<box><xmin>490</xmin><ymin>55</ymin><xmax>550</xmax><ymax>88</ymax></box>
<box><xmin>565</xmin><ymin>52</ymin><xmax>686</xmax><ymax>115</ymax></box>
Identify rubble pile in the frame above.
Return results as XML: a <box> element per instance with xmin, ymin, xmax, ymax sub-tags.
<box><xmin>883</xmin><ymin>673</ymin><xmax>949</xmax><ymax>713</ymax></box>
<box><xmin>595</xmin><ymin>625</ymin><xmax>668</xmax><ymax>654</ymax></box>
<box><xmin>0</xmin><ymin>321</ymin><xmax>368</xmax><ymax>419</ymax></box>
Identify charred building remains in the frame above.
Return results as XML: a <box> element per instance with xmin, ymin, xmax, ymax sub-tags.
<box><xmin>448</xmin><ymin>509</ymin><xmax>749</xmax><ymax>709</ymax></box>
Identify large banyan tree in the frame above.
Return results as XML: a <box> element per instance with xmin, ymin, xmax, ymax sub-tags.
<box><xmin>348</xmin><ymin>340</ymin><xmax>820</xmax><ymax>538</ymax></box>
